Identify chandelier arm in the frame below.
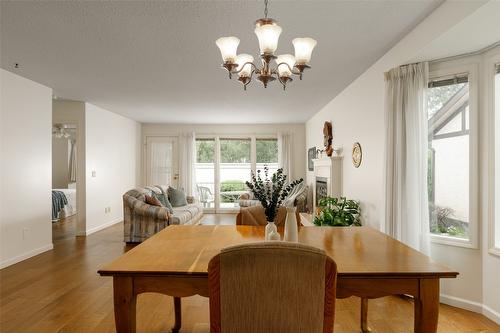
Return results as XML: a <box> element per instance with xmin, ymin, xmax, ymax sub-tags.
<box><xmin>277</xmin><ymin>75</ymin><xmax>287</xmax><ymax>90</ymax></box>
<box><xmin>245</xmin><ymin>73</ymin><xmax>254</xmax><ymax>90</ymax></box>
<box><xmin>230</xmin><ymin>62</ymin><xmax>259</xmax><ymax>75</ymax></box>
<box><xmin>275</xmin><ymin>62</ymin><xmax>295</xmax><ymax>74</ymax></box>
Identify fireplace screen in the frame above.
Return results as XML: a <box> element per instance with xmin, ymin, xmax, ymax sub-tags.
<box><xmin>316</xmin><ymin>177</ymin><xmax>328</xmax><ymax>205</ymax></box>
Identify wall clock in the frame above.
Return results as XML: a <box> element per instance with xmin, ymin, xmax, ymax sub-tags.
<box><xmin>352</xmin><ymin>142</ymin><xmax>362</xmax><ymax>168</ymax></box>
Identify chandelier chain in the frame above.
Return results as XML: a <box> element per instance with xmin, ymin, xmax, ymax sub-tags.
<box><xmin>264</xmin><ymin>0</ymin><xmax>268</xmax><ymax>18</ymax></box>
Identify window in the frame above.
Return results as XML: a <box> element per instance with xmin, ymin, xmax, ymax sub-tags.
<box><xmin>195</xmin><ymin>136</ymin><xmax>280</xmax><ymax>211</ymax></box>
<box><xmin>195</xmin><ymin>138</ymin><xmax>215</xmax><ymax>208</ymax></box>
<box><xmin>256</xmin><ymin>138</ymin><xmax>279</xmax><ymax>176</ymax></box>
<box><xmin>494</xmin><ymin>63</ymin><xmax>500</xmax><ymax>250</ymax></box>
<box><xmin>427</xmin><ymin>76</ymin><xmax>471</xmax><ymax>240</ymax></box>
<box><xmin>219</xmin><ymin>138</ymin><xmax>251</xmax><ymax>209</ymax></box>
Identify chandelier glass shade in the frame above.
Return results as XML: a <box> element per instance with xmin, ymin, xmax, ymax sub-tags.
<box><xmin>215</xmin><ymin>1</ymin><xmax>316</xmax><ymax>90</ymax></box>
<box><xmin>215</xmin><ymin>36</ymin><xmax>240</xmax><ymax>63</ymax></box>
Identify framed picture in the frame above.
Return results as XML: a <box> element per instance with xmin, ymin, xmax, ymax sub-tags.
<box><xmin>308</xmin><ymin>147</ymin><xmax>317</xmax><ymax>171</ymax></box>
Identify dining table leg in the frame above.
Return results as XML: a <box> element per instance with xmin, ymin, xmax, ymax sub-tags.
<box><xmin>171</xmin><ymin>297</ymin><xmax>182</xmax><ymax>333</ymax></box>
<box><xmin>414</xmin><ymin>278</ymin><xmax>440</xmax><ymax>333</ymax></box>
<box><xmin>113</xmin><ymin>276</ymin><xmax>137</xmax><ymax>333</ymax></box>
<box><xmin>360</xmin><ymin>298</ymin><xmax>371</xmax><ymax>332</ymax></box>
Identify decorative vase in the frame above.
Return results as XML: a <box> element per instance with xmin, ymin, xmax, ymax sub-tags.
<box><xmin>284</xmin><ymin>206</ymin><xmax>298</xmax><ymax>242</ymax></box>
<box><xmin>265</xmin><ymin>221</ymin><xmax>277</xmax><ymax>241</ymax></box>
<box><xmin>268</xmin><ymin>229</ymin><xmax>281</xmax><ymax>241</ymax></box>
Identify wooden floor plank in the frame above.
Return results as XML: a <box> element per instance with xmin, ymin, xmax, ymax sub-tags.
<box><xmin>0</xmin><ymin>214</ymin><xmax>498</xmax><ymax>333</ymax></box>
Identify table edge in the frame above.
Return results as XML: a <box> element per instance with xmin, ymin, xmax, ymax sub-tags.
<box><xmin>98</xmin><ymin>270</ymin><xmax>459</xmax><ymax>278</ymax></box>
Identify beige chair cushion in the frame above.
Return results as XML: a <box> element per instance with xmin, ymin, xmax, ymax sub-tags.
<box><xmin>238</xmin><ymin>205</ymin><xmax>299</xmax><ymax>227</ymax></box>
<box><xmin>217</xmin><ymin>242</ymin><xmax>328</xmax><ymax>333</ymax></box>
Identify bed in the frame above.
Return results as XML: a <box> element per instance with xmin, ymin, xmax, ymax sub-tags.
<box><xmin>52</xmin><ymin>188</ymin><xmax>77</xmax><ymax>220</ymax></box>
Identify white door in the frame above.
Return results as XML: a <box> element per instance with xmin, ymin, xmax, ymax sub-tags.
<box><xmin>146</xmin><ymin>137</ymin><xmax>179</xmax><ymax>186</ymax></box>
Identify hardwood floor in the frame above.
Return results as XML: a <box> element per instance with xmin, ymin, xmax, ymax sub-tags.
<box><xmin>52</xmin><ymin>214</ymin><xmax>77</xmax><ymax>241</ymax></box>
<box><xmin>1</xmin><ymin>214</ymin><xmax>498</xmax><ymax>333</ymax></box>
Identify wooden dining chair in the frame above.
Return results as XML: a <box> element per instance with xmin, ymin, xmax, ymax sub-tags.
<box><xmin>208</xmin><ymin>242</ymin><xmax>337</xmax><ymax>333</ymax></box>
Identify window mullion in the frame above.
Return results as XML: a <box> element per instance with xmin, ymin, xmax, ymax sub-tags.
<box><xmin>251</xmin><ymin>136</ymin><xmax>257</xmax><ymax>174</ymax></box>
<box><xmin>215</xmin><ymin>136</ymin><xmax>221</xmax><ymax>211</ymax></box>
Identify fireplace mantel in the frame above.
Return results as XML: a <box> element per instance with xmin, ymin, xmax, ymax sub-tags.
<box><xmin>312</xmin><ymin>156</ymin><xmax>343</xmax><ymax>214</ymax></box>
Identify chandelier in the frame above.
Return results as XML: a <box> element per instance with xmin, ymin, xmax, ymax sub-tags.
<box><xmin>215</xmin><ymin>0</ymin><xmax>317</xmax><ymax>90</ymax></box>
<box><xmin>52</xmin><ymin>125</ymin><xmax>72</xmax><ymax>139</ymax></box>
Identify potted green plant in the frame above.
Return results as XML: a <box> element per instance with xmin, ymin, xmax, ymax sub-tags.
<box><xmin>313</xmin><ymin>196</ymin><xmax>361</xmax><ymax>226</ymax></box>
<box><xmin>246</xmin><ymin>167</ymin><xmax>303</xmax><ymax>239</ymax></box>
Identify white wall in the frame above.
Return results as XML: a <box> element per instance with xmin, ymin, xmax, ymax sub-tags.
<box><xmin>481</xmin><ymin>47</ymin><xmax>500</xmax><ymax>322</ymax></box>
<box><xmin>141</xmin><ymin>123</ymin><xmax>306</xmax><ymax>184</ymax></box>
<box><xmin>305</xmin><ymin>0</ymin><xmax>499</xmax><ymax>322</ymax></box>
<box><xmin>85</xmin><ymin>103</ymin><xmax>141</xmax><ymax>235</ymax></box>
<box><xmin>495</xmin><ymin>72</ymin><xmax>500</xmax><ymax>249</ymax></box>
<box><xmin>52</xmin><ymin>137</ymin><xmax>69</xmax><ymax>188</ymax></box>
<box><xmin>0</xmin><ymin>69</ymin><xmax>53</xmax><ymax>268</ymax></box>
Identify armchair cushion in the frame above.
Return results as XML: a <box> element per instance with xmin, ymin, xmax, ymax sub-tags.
<box><xmin>152</xmin><ymin>191</ymin><xmax>173</xmax><ymax>213</ymax></box>
<box><xmin>145</xmin><ymin>194</ymin><xmax>162</xmax><ymax>207</ymax></box>
<box><xmin>168</xmin><ymin>186</ymin><xmax>188</xmax><ymax>207</ymax></box>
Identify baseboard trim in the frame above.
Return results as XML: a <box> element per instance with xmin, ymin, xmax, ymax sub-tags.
<box><xmin>483</xmin><ymin>304</ymin><xmax>500</xmax><ymax>325</ymax></box>
<box><xmin>441</xmin><ymin>294</ymin><xmax>500</xmax><ymax>324</ymax></box>
<box><xmin>440</xmin><ymin>293</ymin><xmax>483</xmax><ymax>313</ymax></box>
<box><xmin>85</xmin><ymin>218</ymin><xmax>122</xmax><ymax>236</ymax></box>
<box><xmin>0</xmin><ymin>243</ymin><xmax>54</xmax><ymax>269</ymax></box>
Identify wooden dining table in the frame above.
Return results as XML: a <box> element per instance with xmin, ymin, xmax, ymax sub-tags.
<box><xmin>98</xmin><ymin>225</ymin><xmax>458</xmax><ymax>333</ymax></box>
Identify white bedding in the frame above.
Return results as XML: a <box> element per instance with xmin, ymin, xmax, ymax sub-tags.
<box><xmin>54</xmin><ymin>188</ymin><xmax>77</xmax><ymax>218</ymax></box>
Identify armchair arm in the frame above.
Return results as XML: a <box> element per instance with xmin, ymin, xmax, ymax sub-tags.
<box><xmin>125</xmin><ymin>196</ymin><xmax>170</xmax><ymax>221</ymax></box>
<box><xmin>294</xmin><ymin>190</ymin><xmax>308</xmax><ymax>213</ymax></box>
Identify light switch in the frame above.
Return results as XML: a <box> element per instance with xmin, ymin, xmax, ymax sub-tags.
<box><xmin>91</xmin><ymin>170</ymin><xmax>96</xmax><ymax>177</ymax></box>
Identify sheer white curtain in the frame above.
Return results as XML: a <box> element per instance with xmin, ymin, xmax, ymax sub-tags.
<box><xmin>278</xmin><ymin>132</ymin><xmax>292</xmax><ymax>179</ymax></box>
<box><xmin>384</xmin><ymin>62</ymin><xmax>430</xmax><ymax>254</ymax></box>
<box><xmin>179</xmin><ymin>132</ymin><xmax>197</xmax><ymax>196</ymax></box>
<box><xmin>68</xmin><ymin>139</ymin><xmax>77</xmax><ymax>182</ymax></box>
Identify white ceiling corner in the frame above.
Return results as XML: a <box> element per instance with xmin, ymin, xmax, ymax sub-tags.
<box><xmin>1</xmin><ymin>0</ymin><xmax>442</xmax><ymax>124</ymax></box>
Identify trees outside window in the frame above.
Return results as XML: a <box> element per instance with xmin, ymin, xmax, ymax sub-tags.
<box><xmin>256</xmin><ymin>138</ymin><xmax>279</xmax><ymax>176</ymax></box>
<box><xmin>195</xmin><ymin>136</ymin><xmax>279</xmax><ymax>211</ymax></box>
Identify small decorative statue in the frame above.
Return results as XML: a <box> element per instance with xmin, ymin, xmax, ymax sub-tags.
<box><xmin>323</xmin><ymin>121</ymin><xmax>333</xmax><ymax>157</ymax></box>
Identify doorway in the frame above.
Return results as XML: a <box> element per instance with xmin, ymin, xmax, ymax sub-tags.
<box><xmin>51</xmin><ymin>123</ymin><xmax>78</xmax><ymax>241</ymax></box>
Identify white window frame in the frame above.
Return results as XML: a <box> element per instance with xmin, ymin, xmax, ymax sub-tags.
<box><xmin>486</xmin><ymin>52</ymin><xmax>500</xmax><ymax>257</ymax></box>
<box><xmin>428</xmin><ymin>62</ymin><xmax>479</xmax><ymax>249</ymax></box>
<box><xmin>195</xmin><ymin>133</ymin><xmax>279</xmax><ymax>213</ymax></box>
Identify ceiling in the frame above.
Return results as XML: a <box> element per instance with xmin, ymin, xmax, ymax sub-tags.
<box><xmin>413</xmin><ymin>0</ymin><xmax>500</xmax><ymax>62</ymax></box>
<box><xmin>1</xmin><ymin>1</ymin><xmax>441</xmax><ymax>124</ymax></box>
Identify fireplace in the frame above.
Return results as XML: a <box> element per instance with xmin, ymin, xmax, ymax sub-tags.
<box><xmin>316</xmin><ymin>177</ymin><xmax>328</xmax><ymax>206</ymax></box>
<box><xmin>312</xmin><ymin>156</ymin><xmax>343</xmax><ymax>215</ymax></box>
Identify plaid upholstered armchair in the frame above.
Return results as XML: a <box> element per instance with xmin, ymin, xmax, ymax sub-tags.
<box><xmin>123</xmin><ymin>186</ymin><xmax>203</xmax><ymax>243</ymax></box>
